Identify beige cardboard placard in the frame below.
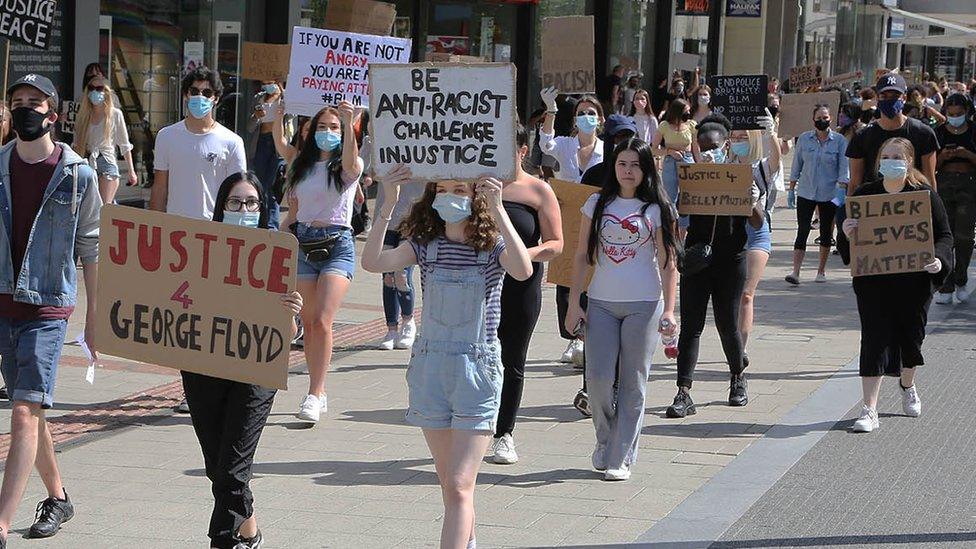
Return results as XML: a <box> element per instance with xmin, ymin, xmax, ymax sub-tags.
<box><xmin>846</xmin><ymin>191</ymin><xmax>934</xmax><ymax>277</ymax></box>
<box><xmin>241</xmin><ymin>42</ymin><xmax>291</xmax><ymax>81</ymax></box>
<box><xmin>95</xmin><ymin>205</ymin><xmax>298</xmax><ymax>390</ymax></box>
<box><xmin>324</xmin><ymin>0</ymin><xmax>397</xmax><ymax>36</ymax></box>
<box><xmin>789</xmin><ymin>64</ymin><xmax>823</xmax><ymax>91</ymax></box>
<box><xmin>541</xmin><ymin>16</ymin><xmax>596</xmax><ymax>94</ymax></box>
<box><xmin>823</xmin><ymin>70</ymin><xmax>863</xmax><ymax>87</ymax></box>
<box><xmin>777</xmin><ymin>91</ymin><xmax>841</xmax><ymax>139</ymax></box>
<box><xmin>676</xmin><ymin>163</ymin><xmax>754</xmax><ymax>216</ymax></box>
<box><xmin>546</xmin><ymin>179</ymin><xmax>595</xmax><ymax>288</ymax></box>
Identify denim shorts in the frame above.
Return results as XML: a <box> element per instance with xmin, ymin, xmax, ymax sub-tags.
<box><xmin>746</xmin><ymin>217</ymin><xmax>772</xmax><ymax>253</ymax></box>
<box><xmin>0</xmin><ymin>318</ymin><xmax>68</xmax><ymax>409</ymax></box>
<box><xmin>92</xmin><ymin>153</ymin><xmax>120</xmax><ymax>180</ymax></box>
<box><xmin>405</xmin><ymin>339</ymin><xmax>503</xmax><ymax>431</ymax></box>
<box><xmin>294</xmin><ymin>223</ymin><xmax>356</xmax><ymax>280</ymax></box>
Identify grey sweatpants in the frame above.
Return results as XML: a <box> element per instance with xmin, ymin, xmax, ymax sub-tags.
<box><xmin>584</xmin><ymin>298</ymin><xmax>663</xmax><ymax>469</ymax></box>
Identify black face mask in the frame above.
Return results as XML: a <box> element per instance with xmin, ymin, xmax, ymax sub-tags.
<box><xmin>681</xmin><ymin>112</ymin><xmax>692</xmax><ymax>121</ymax></box>
<box><xmin>768</xmin><ymin>106</ymin><xmax>780</xmax><ymax>118</ymax></box>
<box><xmin>11</xmin><ymin>107</ymin><xmax>52</xmax><ymax>142</ymax></box>
<box><xmin>814</xmin><ymin>119</ymin><xmax>830</xmax><ymax>131</ymax></box>
<box><xmin>859</xmin><ymin>109</ymin><xmax>876</xmax><ymax>124</ymax></box>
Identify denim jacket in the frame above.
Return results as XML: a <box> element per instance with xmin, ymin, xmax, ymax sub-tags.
<box><xmin>0</xmin><ymin>141</ymin><xmax>101</xmax><ymax>307</ymax></box>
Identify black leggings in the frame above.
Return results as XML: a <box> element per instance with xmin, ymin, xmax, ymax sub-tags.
<box><xmin>794</xmin><ymin>197</ymin><xmax>837</xmax><ymax>251</ymax></box>
<box><xmin>496</xmin><ymin>266</ymin><xmax>543</xmax><ymax>437</ymax></box>
<box><xmin>676</xmin><ymin>253</ymin><xmax>747</xmax><ymax>389</ymax></box>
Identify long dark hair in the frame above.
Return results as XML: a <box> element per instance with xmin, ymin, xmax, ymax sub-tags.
<box><xmin>287</xmin><ymin>107</ymin><xmax>344</xmax><ymax>192</ymax></box>
<box><xmin>213</xmin><ymin>171</ymin><xmax>270</xmax><ymax>229</ymax></box>
<box><xmin>663</xmin><ymin>98</ymin><xmax>690</xmax><ymax>126</ymax></box>
<box><xmin>586</xmin><ymin>138</ymin><xmax>678</xmax><ymax>268</ymax></box>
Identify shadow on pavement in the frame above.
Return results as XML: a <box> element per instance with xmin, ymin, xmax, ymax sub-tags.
<box><xmin>641</xmin><ymin>419</ymin><xmax>850</xmax><ymax>439</ymax></box>
<box><xmin>555</xmin><ymin>530</ymin><xmax>976</xmax><ymax>548</ymax></box>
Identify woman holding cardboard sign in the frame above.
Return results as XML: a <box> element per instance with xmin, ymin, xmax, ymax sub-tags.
<box><xmin>651</xmin><ymin>98</ymin><xmax>699</xmax><ymax>231</ymax></box>
<box><xmin>281</xmin><ymin>101</ymin><xmax>363</xmax><ymax>424</ymax></box>
<box><xmin>841</xmin><ymin>137</ymin><xmax>952</xmax><ymax>433</ymax></box>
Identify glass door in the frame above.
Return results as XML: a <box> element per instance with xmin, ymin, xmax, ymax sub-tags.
<box><xmin>214</xmin><ymin>21</ymin><xmax>242</xmax><ymax>133</ymax></box>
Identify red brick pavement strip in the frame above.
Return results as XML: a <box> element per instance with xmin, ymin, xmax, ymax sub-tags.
<box><xmin>0</xmin><ymin>309</ymin><xmax>421</xmax><ymax>464</ymax></box>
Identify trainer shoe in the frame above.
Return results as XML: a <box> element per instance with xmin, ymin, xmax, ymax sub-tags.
<box><xmin>0</xmin><ymin>386</ymin><xmax>7</xmax><ymax>400</ymax></box>
<box><xmin>604</xmin><ymin>463</ymin><xmax>631</xmax><ymax>481</ymax></box>
<box><xmin>729</xmin><ymin>374</ymin><xmax>748</xmax><ymax>407</ymax></box>
<box><xmin>297</xmin><ymin>394</ymin><xmax>323</xmax><ymax>423</ymax></box>
<box><xmin>379</xmin><ymin>329</ymin><xmax>397</xmax><ymax>351</ymax></box>
<box><xmin>234</xmin><ymin>529</ymin><xmax>263</xmax><ymax>549</ymax></box>
<box><xmin>174</xmin><ymin>397</ymin><xmax>190</xmax><ymax>414</ymax></box>
<box><xmin>396</xmin><ymin>318</ymin><xmax>417</xmax><ymax>349</ymax></box>
<box><xmin>902</xmin><ymin>385</ymin><xmax>921</xmax><ymax>417</ymax></box>
<box><xmin>28</xmin><ymin>490</ymin><xmax>74</xmax><ymax>538</ymax></box>
<box><xmin>815</xmin><ymin>272</ymin><xmax>827</xmax><ymax>283</ymax></box>
<box><xmin>561</xmin><ymin>339</ymin><xmax>583</xmax><ymax>364</ymax></box>
<box><xmin>292</xmin><ymin>315</ymin><xmax>304</xmax><ymax>345</ymax></box>
<box><xmin>571</xmin><ymin>340</ymin><xmax>585</xmax><ymax>369</ymax></box>
<box><xmin>935</xmin><ymin>291</ymin><xmax>953</xmax><ymax>305</ymax></box>
<box><xmin>957</xmin><ymin>287</ymin><xmax>970</xmax><ymax>303</ymax></box>
<box><xmin>492</xmin><ymin>434</ymin><xmax>518</xmax><ymax>464</ymax></box>
<box><xmin>573</xmin><ymin>389</ymin><xmax>592</xmax><ymax>417</ymax></box>
<box><xmin>852</xmin><ymin>405</ymin><xmax>879</xmax><ymax>432</ymax></box>
<box><xmin>665</xmin><ymin>389</ymin><xmax>696</xmax><ymax>418</ymax></box>
<box><xmin>592</xmin><ymin>444</ymin><xmax>607</xmax><ymax>471</ymax></box>
<box><xmin>785</xmin><ymin>273</ymin><xmax>800</xmax><ymax>285</ymax></box>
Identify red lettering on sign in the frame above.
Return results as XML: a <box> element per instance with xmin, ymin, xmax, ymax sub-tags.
<box><xmin>224</xmin><ymin>237</ymin><xmax>246</xmax><ymax>286</ymax></box>
<box><xmin>170</xmin><ymin>281</ymin><xmax>193</xmax><ymax>309</ymax></box>
<box><xmin>267</xmin><ymin>246</ymin><xmax>292</xmax><ymax>293</ymax></box>
<box><xmin>247</xmin><ymin>244</ymin><xmax>267</xmax><ymax>289</ymax></box>
<box><xmin>137</xmin><ymin>224</ymin><xmax>162</xmax><ymax>271</ymax></box>
<box><xmin>169</xmin><ymin>230</ymin><xmax>188</xmax><ymax>272</ymax></box>
<box><xmin>194</xmin><ymin>233</ymin><xmax>219</xmax><ymax>278</ymax></box>
<box><xmin>109</xmin><ymin>219</ymin><xmax>135</xmax><ymax>265</ymax></box>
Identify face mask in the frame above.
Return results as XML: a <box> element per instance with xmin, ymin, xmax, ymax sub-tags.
<box><xmin>699</xmin><ymin>95</ymin><xmax>710</xmax><ymax>105</ymax></box>
<box><xmin>838</xmin><ymin>113</ymin><xmax>852</xmax><ymax>127</ymax></box>
<box><xmin>88</xmin><ymin>90</ymin><xmax>106</xmax><ymax>105</ymax></box>
<box><xmin>948</xmin><ymin>114</ymin><xmax>967</xmax><ymax>127</ymax></box>
<box><xmin>767</xmin><ymin>106</ymin><xmax>779</xmax><ymax>118</ymax></box>
<box><xmin>674</xmin><ymin>86</ymin><xmax>685</xmax><ymax>96</ymax></box>
<box><xmin>187</xmin><ymin>95</ymin><xmax>213</xmax><ymax>119</ymax></box>
<box><xmin>701</xmin><ymin>146</ymin><xmax>727</xmax><ymax>164</ymax></box>
<box><xmin>879</xmin><ymin>158</ymin><xmax>908</xmax><ymax>180</ymax></box>
<box><xmin>681</xmin><ymin>112</ymin><xmax>692</xmax><ymax>122</ymax></box>
<box><xmin>223</xmin><ymin>211</ymin><xmax>260</xmax><ymax>228</ymax></box>
<box><xmin>730</xmin><ymin>141</ymin><xmax>751</xmax><ymax>158</ymax></box>
<box><xmin>851</xmin><ymin>97</ymin><xmax>863</xmax><ymax>106</ymax></box>
<box><xmin>576</xmin><ymin>114</ymin><xmax>599</xmax><ymax>134</ymax></box>
<box><xmin>315</xmin><ymin>130</ymin><xmax>342</xmax><ymax>151</ymax></box>
<box><xmin>814</xmin><ymin>119</ymin><xmax>831</xmax><ymax>131</ymax></box>
<box><xmin>11</xmin><ymin>107</ymin><xmax>51</xmax><ymax>142</ymax></box>
<box><xmin>878</xmin><ymin>98</ymin><xmax>905</xmax><ymax>119</ymax></box>
<box><xmin>432</xmin><ymin>193</ymin><xmax>472</xmax><ymax>224</ymax></box>
<box><xmin>262</xmin><ymin>84</ymin><xmax>278</xmax><ymax>95</ymax></box>
<box><xmin>860</xmin><ymin>109</ymin><xmax>876</xmax><ymax>124</ymax></box>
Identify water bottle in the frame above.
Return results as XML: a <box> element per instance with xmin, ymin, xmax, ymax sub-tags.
<box><xmin>660</xmin><ymin>319</ymin><xmax>679</xmax><ymax>359</ymax></box>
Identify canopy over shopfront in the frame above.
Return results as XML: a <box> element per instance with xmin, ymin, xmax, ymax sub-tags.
<box><xmin>884</xmin><ymin>6</ymin><xmax>976</xmax><ymax>48</ymax></box>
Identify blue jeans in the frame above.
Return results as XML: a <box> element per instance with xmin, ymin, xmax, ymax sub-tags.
<box><xmin>294</xmin><ymin>224</ymin><xmax>356</xmax><ymax>280</ymax></box>
<box><xmin>0</xmin><ymin>318</ymin><xmax>68</xmax><ymax>408</ymax></box>
<box><xmin>253</xmin><ymin>133</ymin><xmax>283</xmax><ymax>230</ymax></box>
<box><xmin>663</xmin><ymin>153</ymin><xmax>692</xmax><ymax>228</ymax></box>
<box><xmin>382</xmin><ymin>230</ymin><xmax>415</xmax><ymax>326</ymax></box>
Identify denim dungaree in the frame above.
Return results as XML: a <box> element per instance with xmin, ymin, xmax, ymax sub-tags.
<box><xmin>405</xmin><ymin>240</ymin><xmax>503</xmax><ymax>431</ymax></box>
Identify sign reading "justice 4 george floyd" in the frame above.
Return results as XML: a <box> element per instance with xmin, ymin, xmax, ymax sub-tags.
<box><xmin>0</xmin><ymin>0</ymin><xmax>57</xmax><ymax>49</ymax></box>
<box><xmin>95</xmin><ymin>206</ymin><xmax>298</xmax><ymax>390</ymax></box>
<box><xmin>369</xmin><ymin>63</ymin><xmax>518</xmax><ymax>181</ymax></box>
<box><xmin>847</xmin><ymin>191</ymin><xmax>934</xmax><ymax>277</ymax></box>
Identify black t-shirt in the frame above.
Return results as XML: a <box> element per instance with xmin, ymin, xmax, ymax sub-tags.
<box><xmin>605</xmin><ymin>74</ymin><xmax>622</xmax><ymax>103</ymax></box>
<box><xmin>846</xmin><ymin>117</ymin><xmax>939</xmax><ymax>180</ymax></box>
<box><xmin>580</xmin><ymin>163</ymin><xmax>607</xmax><ymax>187</ymax></box>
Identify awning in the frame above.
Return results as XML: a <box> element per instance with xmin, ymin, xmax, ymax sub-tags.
<box><xmin>883</xmin><ymin>6</ymin><xmax>976</xmax><ymax>48</ymax></box>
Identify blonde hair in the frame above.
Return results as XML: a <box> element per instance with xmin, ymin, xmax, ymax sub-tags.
<box><xmin>875</xmin><ymin>137</ymin><xmax>928</xmax><ymax>189</ymax></box>
<box><xmin>73</xmin><ymin>80</ymin><xmax>116</xmax><ymax>156</ymax></box>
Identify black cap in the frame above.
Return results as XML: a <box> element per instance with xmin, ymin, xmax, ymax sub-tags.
<box><xmin>875</xmin><ymin>72</ymin><xmax>907</xmax><ymax>94</ymax></box>
<box><xmin>604</xmin><ymin>114</ymin><xmax>638</xmax><ymax>137</ymax></box>
<box><xmin>7</xmin><ymin>73</ymin><xmax>59</xmax><ymax>106</ymax></box>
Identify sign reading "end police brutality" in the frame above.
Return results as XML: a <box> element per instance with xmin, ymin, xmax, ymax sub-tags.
<box><xmin>0</xmin><ymin>0</ymin><xmax>57</xmax><ymax>49</ymax></box>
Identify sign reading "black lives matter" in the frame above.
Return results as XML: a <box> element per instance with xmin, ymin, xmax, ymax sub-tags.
<box><xmin>369</xmin><ymin>63</ymin><xmax>518</xmax><ymax>181</ymax></box>
<box><xmin>0</xmin><ymin>0</ymin><xmax>57</xmax><ymax>49</ymax></box>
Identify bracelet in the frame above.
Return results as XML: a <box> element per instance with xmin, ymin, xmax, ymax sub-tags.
<box><xmin>547</xmin><ymin>109</ymin><xmax>557</xmax><ymax>114</ymax></box>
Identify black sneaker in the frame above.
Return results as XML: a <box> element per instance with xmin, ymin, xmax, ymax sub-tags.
<box><xmin>743</xmin><ymin>354</ymin><xmax>750</xmax><ymax>369</ymax></box>
<box><xmin>573</xmin><ymin>389</ymin><xmax>592</xmax><ymax>418</ymax></box>
<box><xmin>0</xmin><ymin>386</ymin><xmax>7</xmax><ymax>400</ymax></box>
<box><xmin>729</xmin><ymin>375</ymin><xmax>749</xmax><ymax>407</ymax></box>
<box><xmin>666</xmin><ymin>390</ymin><xmax>696</xmax><ymax>418</ymax></box>
<box><xmin>28</xmin><ymin>490</ymin><xmax>74</xmax><ymax>538</ymax></box>
<box><xmin>234</xmin><ymin>529</ymin><xmax>264</xmax><ymax>549</ymax></box>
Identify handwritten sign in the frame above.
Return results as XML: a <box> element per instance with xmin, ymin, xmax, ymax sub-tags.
<box><xmin>324</xmin><ymin>0</ymin><xmax>397</xmax><ymax>36</ymax></box>
<box><xmin>546</xmin><ymin>179</ymin><xmax>595</xmax><ymax>288</ymax></box>
<box><xmin>789</xmin><ymin>64</ymin><xmax>823</xmax><ymax>91</ymax></box>
<box><xmin>95</xmin><ymin>205</ymin><xmax>298</xmax><ymax>389</ymax></box>
<box><xmin>676</xmin><ymin>163</ymin><xmax>754</xmax><ymax>216</ymax></box>
<box><xmin>59</xmin><ymin>101</ymin><xmax>80</xmax><ymax>136</ymax></box>
<box><xmin>847</xmin><ymin>191</ymin><xmax>934</xmax><ymax>277</ymax></box>
<box><xmin>777</xmin><ymin>91</ymin><xmax>841</xmax><ymax>139</ymax></box>
<box><xmin>541</xmin><ymin>16</ymin><xmax>596</xmax><ymax>94</ymax></box>
<box><xmin>286</xmin><ymin>26</ymin><xmax>411</xmax><ymax>115</ymax></box>
<box><xmin>0</xmin><ymin>0</ymin><xmax>56</xmax><ymax>49</ymax></box>
<box><xmin>242</xmin><ymin>42</ymin><xmax>291</xmax><ymax>81</ymax></box>
<box><xmin>369</xmin><ymin>62</ymin><xmax>518</xmax><ymax>181</ymax></box>
<box><xmin>708</xmin><ymin>74</ymin><xmax>768</xmax><ymax>131</ymax></box>
<box><xmin>823</xmin><ymin>70</ymin><xmax>863</xmax><ymax>87</ymax></box>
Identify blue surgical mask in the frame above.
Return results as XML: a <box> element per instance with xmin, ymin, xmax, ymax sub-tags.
<box><xmin>88</xmin><ymin>90</ymin><xmax>106</xmax><ymax>105</ymax></box>
<box><xmin>702</xmin><ymin>146</ymin><xmax>727</xmax><ymax>164</ymax></box>
<box><xmin>948</xmin><ymin>114</ymin><xmax>967</xmax><ymax>127</ymax></box>
<box><xmin>878</xmin><ymin>98</ymin><xmax>905</xmax><ymax>119</ymax></box>
<box><xmin>187</xmin><ymin>95</ymin><xmax>213</xmax><ymax>119</ymax></box>
<box><xmin>576</xmin><ymin>114</ymin><xmax>600</xmax><ymax>134</ymax></box>
<box><xmin>223</xmin><ymin>211</ymin><xmax>260</xmax><ymax>228</ymax></box>
<box><xmin>315</xmin><ymin>130</ymin><xmax>342</xmax><ymax>151</ymax></box>
<box><xmin>730</xmin><ymin>141</ymin><xmax>751</xmax><ymax>158</ymax></box>
<box><xmin>262</xmin><ymin>84</ymin><xmax>278</xmax><ymax>95</ymax></box>
<box><xmin>879</xmin><ymin>158</ymin><xmax>908</xmax><ymax>180</ymax></box>
<box><xmin>432</xmin><ymin>193</ymin><xmax>472</xmax><ymax>224</ymax></box>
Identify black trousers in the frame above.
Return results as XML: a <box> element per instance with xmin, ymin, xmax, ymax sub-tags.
<box><xmin>794</xmin><ymin>197</ymin><xmax>837</xmax><ymax>251</ymax></box>
<box><xmin>835</xmin><ymin>205</ymin><xmax>851</xmax><ymax>265</ymax></box>
<box><xmin>676</xmin><ymin>253</ymin><xmax>747</xmax><ymax>388</ymax></box>
<box><xmin>937</xmin><ymin>172</ymin><xmax>976</xmax><ymax>291</ymax></box>
<box><xmin>555</xmin><ymin>285</ymin><xmax>590</xmax><ymax>391</ymax></box>
<box><xmin>496</xmin><ymin>267</ymin><xmax>543</xmax><ymax>437</ymax></box>
<box><xmin>182</xmin><ymin>371</ymin><xmax>276</xmax><ymax>549</ymax></box>
<box><xmin>853</xmin><ymin>275</ymin><xmax>931</xmax><ymax>376</ymax></box>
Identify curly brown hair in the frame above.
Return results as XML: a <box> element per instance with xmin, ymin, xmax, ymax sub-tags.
<box><xmin>397</xmin><ymin>182</ymin><xmax>500</xmax><ymax>252</ymax></box>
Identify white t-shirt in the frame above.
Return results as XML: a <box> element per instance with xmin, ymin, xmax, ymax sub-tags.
<box><xmin>292</xmin><ymin>161</ymin><xmax>360</xmax><ymax>227</ymax></box>
<box><xmin>581</xmin><ymin>194</ymin><xmax>663</xmax><ymax>302</ymax></box>
<box><xmin>153</xmin><ymin>120</ymin><xmax>247</xmax><ymax>220</ymax></box>
<box><xmin>538</xmin><ymin>133</ymin><xmax>604</xmax><ymax>183</ymax></box>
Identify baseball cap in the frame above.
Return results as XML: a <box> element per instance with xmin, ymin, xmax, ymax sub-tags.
<box><xmin>7</xmin><ymin>73</ymin><xmax>59</xmax><ymax>106</ymax></box>
<box><xmin>604</xmin><ymin>114</ymin><xmax>638</xmax><ymax>138</ymax></box>
<box><xmin>875</xmin><ymin>73</ymin><xmax>907</xmax><ymax>94</ymax></box>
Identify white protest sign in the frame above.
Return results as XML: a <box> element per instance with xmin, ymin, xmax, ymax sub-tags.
<box><xmin>286</xmin><ymin>26</ymin><xmax>411</xmax><ymax>116</ymax></box>
<box><xmin>369</xmin><ymin>63</ymin><xmax>518</xmax><ymax>181</ymax></box>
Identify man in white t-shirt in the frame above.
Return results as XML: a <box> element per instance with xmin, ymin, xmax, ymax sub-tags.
<box><xmin>151</xmin><ymin>66</ymin><xmax>246</xmax><ymax>219</ymax></box>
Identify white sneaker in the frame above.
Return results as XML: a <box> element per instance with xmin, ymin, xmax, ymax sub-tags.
<box><xmin>395</xmin><ymin>319</ymin><xmax>417</xmax><ymax>349</ymax></box>
<box><xmin>379</xmin><ymin>329</ymin><xmax>397</xmax><ymax>351</ymax></box>
<box><xmin>319</xmin><ymin>393</ymin><xmax>328</xmax><ymax>414</ymax></box>
<box><xmin>935</xmin><ymin>292</ymin><xmax>953</xmax><ymax>305</ymax></box>
<box><xmin>592</xmin><ymin>445</ymin><xmax>607</xmax><ymax>471</ymax></box>
<box><xmin>604</xmin><ymin>463</ymin><xmax>631</xmax><ymax>481</ymax></box>
<box><xmin>492</xmin><ymin>434</ymin><xmax>518</xmax><ymax>464</ymax></box>
<box><xmin>852</xmin><ymin>405</ymin><xmax>879</xmax><ymax>433</ymax></box>
<box><xmin>815</xmin><ymin>272</ymin><xmax>827</xmax><ymax>283</ymax></box>
<box><xmin>560</xmin><ymin>340</ymin><xmax>579</xmax><ymax>363</ymax></box>
<box><xmin>297</xmin><ymin>394</ymin><xmax>323</xmax><ymax>423</ymax></box>
<box><xmin>956</xmin><ymin>288</ymin><xmax>970</xmax><ymax>303</ymax></box>
<box><xmin>901</xmin><ymin>385</ymin><xmax>921</xmax><ymax>417</ymax></box>
<box><xmin>174</xmin><ymin>397</ymin><xmax>190</xmax><ymax>414</ymax></box>
<box><xmin>570</xmin><ymin>340</ymin><xmax>585</xmax><ymax>369</ymax></box>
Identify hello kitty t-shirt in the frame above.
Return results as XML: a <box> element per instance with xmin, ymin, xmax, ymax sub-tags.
<box><xmin>581</xmin><ymin>194</ymin><xmax>663</xmax><ymax>302</ymax></box>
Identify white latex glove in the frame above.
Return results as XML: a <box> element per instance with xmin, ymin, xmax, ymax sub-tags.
<box><xmin>842</xmin><ymin>217</ymin><xmax>858</xmax><ymax>238</ymax></box>
<box><xmin>923</xmin><ymin>258</ymin><xmax>942</xmax><ymax>274</ymax></box>
<box><xmin>540</xmin><ymin>86</ymin><xmax>559</xmax><ymax>112</ymax></box>
<box><xmin>757</xmin><ymin>108</ymin><xmax>776</xmax><ymax>135</ymax></box>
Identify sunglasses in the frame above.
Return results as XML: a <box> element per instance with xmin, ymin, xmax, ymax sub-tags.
<box><xmin>225</xmin><ymin>198</ymin><xmax>262</xmax><ymax>212</ymax></box>
<box><xmin>88</xmin><ymin>85</ymin><xmax>106</xmax><ymax>92</ymax></box>
<box><xmin>578</xmin><ymin>109</ymin><xmax>599</xmax><ymax>116</ymax></box>
<box><xmin>188</xmin><ymin>86</ymin><xmax>217</xmax><ymax>98</ymax></box>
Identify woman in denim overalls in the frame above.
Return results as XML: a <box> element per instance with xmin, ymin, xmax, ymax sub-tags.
<box><xmin>363</xmin><ymin>164</ymin><xmax>532</xmax><ymax>549</ymax></box>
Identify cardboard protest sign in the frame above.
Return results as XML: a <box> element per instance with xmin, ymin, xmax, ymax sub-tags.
<box><xmin>823</xmin><ymin>70</ymin><xmax>863</xmax><ymax>87</ymax></box>
<box><xmin>242</xmin><ymin>42</ymin><xmax>291</xmax><ymax>81</ymax></box>
<box><xmin>286</xmin><ymin>26</ymin><xmax>411</xmax><ymax>115</ymax></box>
<box><xmin>676</xmin><ymin>163</ymin><xmax>754</xmax><ymax>216</ymax></box>
<box><xmin>0</xmin><ymin>0</ymin><xmax>56</xmax><ymax>49</ymax></box>
<box><xmin>789</xmin><ymin>64</ymin><xmax>823</xmax><ymax>91</ymax></box>
<box><xmin>708</xmin><ymin>74</ymin><xmax>768</xmax><ymax>130</ymax></box>
<box><xmin>546</xmin><ymin>179</ymin><xmax>595</xmax><ymax>288</ymax></box>
<box><xmin>95</xmin><ymin>205</ymin><xmax>298</xmax><ymax>390</ymax></box>
<box><xmin>369</xmin><ymin>63</ymin><xmax>518</xmax><ymax>181</ymax></box>
<box><xmin>846</xmin><ymin>191</ymin><xmax>934</xmax><ymax>277</ymax></box>
<box><xmin>777</xmin><ymin>91</ymin><xmax>841</xmax><ymax>139</ymax></box>
<box><xmin>541</xmin><ymin>16</ymin><xmax>596</xmax><ymax>94</ymax></box>
<box><xmin>324</xmin><ymin>0</ymin><xmax>397</xmax><ymax>37</ymax></box>
<box><xmin>59</xmin><ymin>101</ymin><xmax>80</xmax><ymax>136</ymax></box>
